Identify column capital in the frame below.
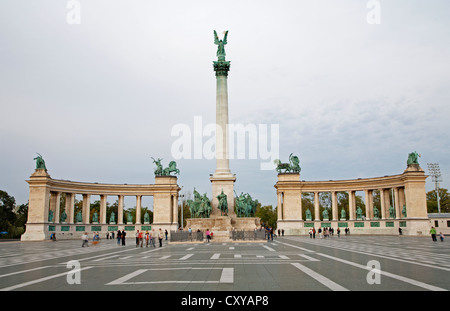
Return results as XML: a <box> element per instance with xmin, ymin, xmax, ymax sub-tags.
<box><xmin>213</xmin><ymin>60</ymin><xmax>230</xmax><ymax>77</ymax></box>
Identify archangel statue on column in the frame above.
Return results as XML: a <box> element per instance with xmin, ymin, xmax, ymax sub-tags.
<box><xmin>214</xmin><ymin>30</ymin><xmax>228</xmax><ymax>61</ymax></box>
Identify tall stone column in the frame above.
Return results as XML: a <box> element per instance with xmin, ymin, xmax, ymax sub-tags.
<box><xmin>314</xmin><ymin>192</ymin><xmax>320</xmax><ymax>221</ymax></box>
<box><xmin>210</xmin><ymin>55</ymin><xmax>236</xmax><ymax>214</ymax></box>
<box><xmin>118</xmin><ymin>195</ymin><xmax>124</xmax><ymax>224</ymax></box>
<box><xmin>100</xmin><ymin>195</ymin><xmax>107</xmax><ymax>224</ymax></box>
<box><xmin>82</xmin><ymin>194</ymin><xmax>91</xmax><ymax>224</ymax></box>
<box><xmin>331</xmin><ymin>191</ymin><xmax>338</xmax><ymax>221</ymax></box>
<box><xmin>135</xmin><ymin>195</ymin><xmax>142</xmax><ymax>224</ymax></box>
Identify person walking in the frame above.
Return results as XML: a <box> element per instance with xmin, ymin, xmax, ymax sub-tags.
<box><xmin>121</xmin><ymin>229</ymin><xmax>126</xmax><ymax>246</ymax></box>
<box><xmin>439</xmin><ymin>232</ymin><xmax>444</xmax><ymax>242</ymax></box>
<box><xmin>81</xmin><ymin>232</ymin><xmax>89</xmax><ymax>247</ymax></box>
<box><xmin>430</xmin><ymin>226</ymin><xmax>437</xmax><ymax>242</ymax></box>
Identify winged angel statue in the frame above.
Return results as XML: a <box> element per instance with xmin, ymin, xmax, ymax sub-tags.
<box><xmin>214</xmin><ymin>30</ymin><xmax>228</xmax><ymax>61</ymax></box>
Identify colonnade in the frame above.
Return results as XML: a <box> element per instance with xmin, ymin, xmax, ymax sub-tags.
<box><xmin>277</xmin><ymin>188</ymin><xmax>406</xmax><ymax>222</ymax></box>
<box><xmin>275</xmin><ymin>164</ymin><xmax>429</xmax><ymax>235</ymax></box>
<box><xmin>21</xmin><ymin>169</ymin><xmax>180</xmax><ymax>241</ymax></box>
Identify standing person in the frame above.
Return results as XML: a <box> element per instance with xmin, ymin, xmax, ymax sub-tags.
<box><xmin>165</xmin><ymin>229</ymin><xmax>168</xmax><ymax>241</ymax></box>
<box><xmin>278</xmin><ymin>229</ymin><xmax>281</xmax><ymax>237</ymax></box>
<box><xmin>145</xmin><ymin>231</ymin><xmax>149</xmax><ymax>247</ymax></box>
<box><xmin>430</xmin><ymin>227</ymin><xmax>437</xmax><ymax>242</ymax></box>
<box><xmin>151</xmin><ymin>229</ymin><xmax>156</xmax><ymax>247</ymax></box>
<box><xmin>399</xmin><ymin>227</ymin><xmax>403</xmax><ymax>235</ymax></box>
<box><xmin>282</xmin><ymin>229</ymin><xmax>285</xmax><ymax>237</ymax></box>
<box><xmin>270</xmin><ymin>227</ymin><xmax>274</xmax><ymax>241</ymax></box>
<box><xmin>81</xmin><ymin>232</ymin><xmax>89</xmax><ymax>247</ymax></box>
<box><xmin>439</xmin><ymin>232</ymin><xmax>444</xmax><ymax>242</ymax></box>
<box><xmin>139</xmin><ymin>230</ymin><xmax>144</xmax><ymax>247</ymax></box>
<box><xmin>309</xmin><ymin>229</ymin><xmax>313</xmax><ymax>239</ymax></box>
<box><xmin>121</xmin><ymin>229</ymin><xmax>126</xmax><ymax>246</ymax></box>
<box><xmin>158</xmin><ymin>228</ymin><xmax>164</xmax><ymax>247</ymax></box>
<box><xmin>117</xmin><ymin>230</ymin><xmax>122</xmax><ymax>246</ymax></box>
<box><xmin>206</xmin><ymin>229</ymin><xmax>211</xmax><ymax>243</ymax></box>
<box><xmin>135</xmin><ymin>230</ymin><xmax>140</xmax><ymax>247</ymax></box>
<box><xmin>312</xmin><ymin>227</ymin><xmax>316</xmax><ymax>239</ymax></box>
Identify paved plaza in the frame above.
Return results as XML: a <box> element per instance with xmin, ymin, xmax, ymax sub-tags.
<box><xmin>0</xmin><ymin>235</ymin><xmax>448</xmax><ymax>292</ymax></box>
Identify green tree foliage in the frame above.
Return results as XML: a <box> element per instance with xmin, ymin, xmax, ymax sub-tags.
<box><xmin>255</xmin><ymin>204</ymin><xmax>277</xmax><ymax>229</ymax></box>
<box><xmin>0</xmin><ymin>190</ymin><xmax>28</xmax><ymax>238</ymax></box>
<box><xmin>427</xmin><ymin>188</ymin><xmax>450</xmax><ymax>213</ymax></box>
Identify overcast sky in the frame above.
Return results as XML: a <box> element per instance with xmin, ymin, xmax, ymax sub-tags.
<box><xmin>1</xmin><ymin>0</ymin><xmax>449</xmax><ymax>209</ymax></box>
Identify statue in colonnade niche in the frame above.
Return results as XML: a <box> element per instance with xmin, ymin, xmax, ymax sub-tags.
<box><xmin>305</xmin><ymin>208</ymin><xmax>312</xmax><ymax>220</ymax></box>
<box><xmin>373</xmin><ymin>207</ymin><xmax>380</xmax><ymax>219</ymax></box>
<box><xmin>356</xmin><ymin>206</ymin><xmax>363</xmax><ymax>219</ymax></box>
<box><xmin>389</xmin><ymin>205</ymin><xmax>395</xmax><ymax>219</ymax></box>
<box><xmin>109</xmin><ymin>211</ymin><xmax>116</xmax><ymax>224</ymax></box>
<box><xmin>75</xmin><ymin>211</ymin><xmax>82</xmax><ymax>223</ymax></box>
<box><xmin>340</xmin><ymin>208</ymin><xmax>346</xmax><ymax>220</ymax></box>
<box><xmin>60</xmin><ymin>210</ymin><xmax>67</xmax><ymax>223</ymax></box>
<box><xmin>92</xmin><ymin>211</ymin><xmax>98</xmax><ymax>223</ymax></box>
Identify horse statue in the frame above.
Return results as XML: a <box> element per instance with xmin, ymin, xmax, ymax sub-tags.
<box><xmin>274</xmin><ymin>153</ymin><xmax>301</xmax><ymax>173</ymax></box>
<box><xmin>163</xmin><ymin>161</ymin><xmax>180</xmax><ymax>176</ymax></box>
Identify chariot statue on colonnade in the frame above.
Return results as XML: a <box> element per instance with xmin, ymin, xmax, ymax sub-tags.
<box><xmin>274</xmin><ymin>153</ymin><xmax>301</xmax><ymax>173</ymax></box>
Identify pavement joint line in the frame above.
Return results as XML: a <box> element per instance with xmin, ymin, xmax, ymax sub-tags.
<box><xmin>291</xmin><ymin>262</ymin><xmax>348</xmax><ymax>291</ymax></box>
<box><xmin>316</xmin><ymin>252</ymin><xmax>448</xmax><ymax>291</ymax></box>
<box><xmin>0</xmin><ymin>266</ymin><xmax>93</xmax><ymax>291</ymax></box>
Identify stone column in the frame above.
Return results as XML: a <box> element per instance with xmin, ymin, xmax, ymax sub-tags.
<box><xmin>82</xmin><ymin>194</ymin><xmax>91</xmax><ymax>224</ymax></box>
<box><xmin>54</xmin><ymin>192</ymin><xmax>61</xmax><ymax>223</ymax></box>
<box><xmin>380</xmin><ymin>189</ymin><xmax>386</xmax><ymax>219</ymax></box>
<box><xmin>66</xmin><ymin>193</ymin><xmax>75</xmax><ymax>224</ymax></box>
<box><xmin>348</xmin><ymin>190</ymin><xmax>355</xmax><ymax>220</ymax></box>
<box><xmin>331</xmin><ymin>191</ymin><xmax>338</xmax><ymax>221</ymax></box>
<box><xmin>210</xmin><ymin>58</ymin><xmax>236</xmax><ymax>214</ymax></box>
<box><xmin>394</xmin><ymin>187</ymin><xmax>401</xmax><ymax>219</ymax></box>
<box><xmin>135</xmin><ymin>195</ymin><xmax>142</xmax><ymax>224</ymax></box>
<box><xmin>364</xmin><ymin>190</ymin><xmax>371</xmax><ymax>220</ymax></box>
<box><xmin>398</xmin><ymin>187</ymin><xmax>406</xmax><ymax>218</ymax></box>
<box><xmin>314</xmin><ymin>192</ymin><xmax>320</xmax><ymax>221</ymax></box>
<box><xmin>100</xmin><ymin>195</ymin><xmax>107</xmax><ymax>224</ymax></box>
<box><xmin>118</xmin><ymin>195</ymin><xmax>124</xmax><ymax>224</ymax></box>
<box><xmin>277</xmin><ymin>192</ymin><xmax>283</xmax><ymax>220</ymax></box>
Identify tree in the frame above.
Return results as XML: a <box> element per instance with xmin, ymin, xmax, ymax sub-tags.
<box><xmin>256</xmin><ymin>204</ymin><xmax>277</xmax><ymax>229</ymax></box>
<box><xmin>427</xmin><ymin>188</ymin><xmax>450</xmax><ymax>213</ymax></box>
<box><xmin>0</xmin><ymin>190</ymin><xmax>16</xmax><ymax>235</ymax></box>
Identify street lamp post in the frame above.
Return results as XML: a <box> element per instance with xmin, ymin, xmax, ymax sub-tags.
<box><xmin>427</xmin><ymin>163</ymin><xmax>443</xmax><ymax>213</ymax></box>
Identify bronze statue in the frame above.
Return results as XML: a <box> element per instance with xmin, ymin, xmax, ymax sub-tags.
<box><xmin>214</xmin><ymin>30</ymin><xmax>228</xmax><ymax>61</ymax></box>
<box><xmin>33</xmin><ymin>153</ymin><xmax>47</xmax><ymax>170</ymax></box>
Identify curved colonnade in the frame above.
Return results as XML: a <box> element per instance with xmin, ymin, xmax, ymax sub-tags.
<box><xmin>21</xmin><ymin>169</ymin><xmax>180</xmax><ymax>241</ymax></box>
<box><xmin>275</xmin><ymin>164</ymin><xmax>429</xmax><ymax>236</ymax></box>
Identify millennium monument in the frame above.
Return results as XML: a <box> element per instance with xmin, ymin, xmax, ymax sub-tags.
<box><xmin>184</xmin><ymin>31</ymin><xmax>261</xmax><ymax>237</ymax></box>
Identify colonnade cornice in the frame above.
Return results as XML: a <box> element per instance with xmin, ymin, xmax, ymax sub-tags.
<box><xmin>275</xmin><ymin>171</ymin><xmax>426</xmax><ymax>193</ymax></box>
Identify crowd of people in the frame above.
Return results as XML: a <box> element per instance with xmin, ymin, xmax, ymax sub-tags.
<box><xmin>80</xmin><ymin>228</ymin><xmax>169</xmax><ymax>247</ymax></box>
